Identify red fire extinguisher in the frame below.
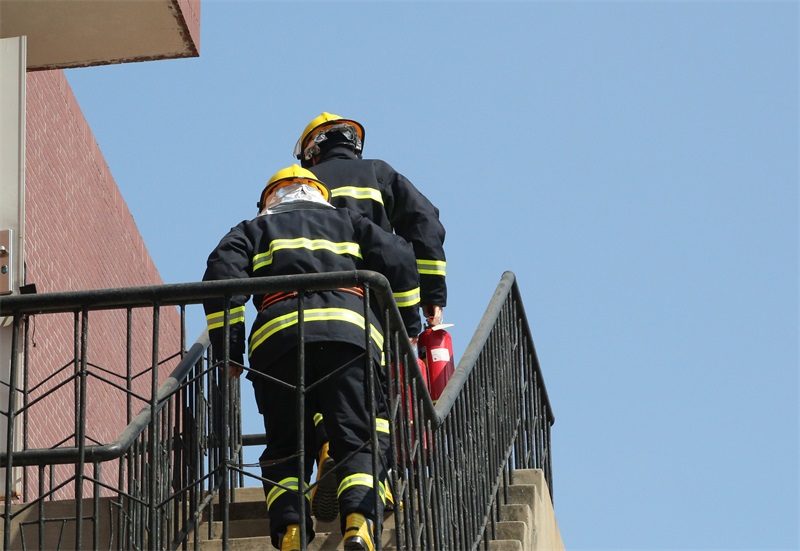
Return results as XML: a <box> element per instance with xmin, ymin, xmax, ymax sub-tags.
<box><xmin>417</xmin><ymin>323</ymin><xmax>455</xmax><ymax>403</ymax></box>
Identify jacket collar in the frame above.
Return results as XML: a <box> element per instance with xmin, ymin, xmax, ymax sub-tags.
<box><xmin>319</xmin><ymin>145</ymin><xmax>359</xmax><ymax>162</ymax></box>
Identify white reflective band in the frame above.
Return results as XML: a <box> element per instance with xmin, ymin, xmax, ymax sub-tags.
<box><xmin>330</xmin><ymin>186</ymin><xmax>384</xmax><ymax>204</ymax></box>
<box><xmin>206</xmin><ymin>306</ymin><xmax>246</xmax><ymax>331</ymax></box>
<box><xmin>393</xmin><ymin>287</ymin><xmax>420</xmax><ymax>308</ymax></box>
<box><xmin>249</xmin><ymin>307</ymin><xmax>384</xmax><ymax>357</ymax></box>
<box><xmin>266</xmin><ymin>477</ymin><xmax>309</xmax><ymax>510</ymax></box>
<box><xmin>417</xmin><ymin>259</ymin><xmax>446</xmax><ymax>276</ymax></box>
<box><xmin>338</xmin><ymin>473</ymin><xmax>386</xmax><ymax>503</ymax></box>
<box><xmin>253</xmin><ymin>238</ymin><xmax>362</xmax><ymax>271</ymax></box>
<box><xmin>376</xmin><ymin>418</ymin><xmax>390</xmax><ymax>434</ymax></box>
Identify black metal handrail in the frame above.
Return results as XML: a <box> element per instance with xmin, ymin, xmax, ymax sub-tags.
<box><xmin>0</xmin><ymin>270</ymin><xmax>554</xmax><ymax>550</ymax></box>
<box><xmin>0</xmin><ymin>335</ymin><xmax>208</xmax><ymax>468</ymax></box>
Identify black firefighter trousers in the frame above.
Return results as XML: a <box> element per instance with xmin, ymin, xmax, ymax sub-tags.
<box><xmin>251</xmin><ymin>342</ymin><xmax>389</xmax><ymax>548</ymax></box>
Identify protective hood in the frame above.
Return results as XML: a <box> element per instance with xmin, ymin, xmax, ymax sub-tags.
<box><xmin>259</xmin><ymin>182</ymin><xmax>334</xmax><ymax>215</ymax></box>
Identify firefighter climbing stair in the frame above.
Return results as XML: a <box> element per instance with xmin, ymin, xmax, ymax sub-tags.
<box><xmin>193</xmin><ymin>470</ymin><xmax>560</xmax><ymax>551</ymax></box>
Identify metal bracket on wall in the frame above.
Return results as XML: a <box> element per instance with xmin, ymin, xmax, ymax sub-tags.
<box><xmin>0</xmin><ymin>229</ymin><xmax>13</xmax><ymax>295</ymax></box>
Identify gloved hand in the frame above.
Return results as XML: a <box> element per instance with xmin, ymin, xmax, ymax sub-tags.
<box><xmin>221</xmin><ymin>362</ymin><xmax>243</xmax><ymax>379</ymax></box>
<box><xmin>422</xmin><ymin>305</ymin><xmax>443</xmax><ymax>327</ymax></box>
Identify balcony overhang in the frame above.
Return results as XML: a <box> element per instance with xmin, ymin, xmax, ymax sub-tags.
<box><xmin>0</xmin><ymin>0</ymin><xmax>200</xmax><ymax>71</ymax></box>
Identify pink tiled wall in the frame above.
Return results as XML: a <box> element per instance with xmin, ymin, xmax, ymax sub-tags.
<box><xmin>21</xmin><ymin>70</ymin><xmax>183</xmax><ymax>500</ymax></box>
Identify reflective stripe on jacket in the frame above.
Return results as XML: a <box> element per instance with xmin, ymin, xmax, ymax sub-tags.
<box><xmin>202</xmin><ymin>206</ymin><xmax>421</xmax><ymax>367</ymax></box>
<box><xmin>309</xmin><ymin>146</ymin><xmax>447</xmax><ymax>307</ymax></box>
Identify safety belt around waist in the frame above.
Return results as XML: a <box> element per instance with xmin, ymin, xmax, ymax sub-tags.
<box><xmin>259</xmin><ymin>287</ymin><xmax>364</xmax><ymax>313</ymax></box>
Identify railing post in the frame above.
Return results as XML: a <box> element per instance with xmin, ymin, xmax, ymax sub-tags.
<box><xmin>219</xmin><ymin>297</ymin><xmax>231</xmax><ymax>550</ymax></box>
<box><xmin>148</xmin><ymin>304</ymin><xmax>162</xmax><ymax>550</ymax></box>
<box><xmin>2</xmin><ymin>314</ymin><xmax>20</xmax><ymax>551</ymax></box>
<box><xmin>297</xmin><ymin>291</ymin><xmax>308</xmax><ymax>550</ymax></box>
<box><xmin>74</xmin><ymin>308</ymin><xmax>89</xmax><ymax>551</ymax></box>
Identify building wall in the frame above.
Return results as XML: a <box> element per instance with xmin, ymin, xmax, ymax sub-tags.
<box><xmin>20</xmin><ymin>70</ymin><xmax>182</xmax><ymax>500</ymax></box>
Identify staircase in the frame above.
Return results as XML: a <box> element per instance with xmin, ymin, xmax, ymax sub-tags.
<box><xmin>194</xmin><ymin>469</ymin><xmax>563</xmax><ymax>551</ymax></box>
<box><xmin>1</xmin><ymin>271</ymin><xmax>560</xmax><ymax>551</ymax></box>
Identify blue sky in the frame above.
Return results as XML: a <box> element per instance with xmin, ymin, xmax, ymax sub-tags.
<box><xmin>65</xmin><ymin>2</ymin><xmax>798</xmax><ymax>549</ymax></box>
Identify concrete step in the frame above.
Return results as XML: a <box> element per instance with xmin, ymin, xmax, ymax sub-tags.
<box><xmin>197</xmin><ymin>486</ymin><xmax>399</xmax><ymax>550</ymax></box>
<box><xmin>196</xmin><ymin>469</ymin><xmax>555</xmax><ymax>551</ymax></box>
<box><xmin>489</xmin><ymin>541</ymin><xmax>525</xmax><ymax>551</ymax></box>
<box><xmin>197</xmin><ymin>516</ymin><xmax>340</xmax><ymax>541</ymax></box>
<box><xmin>198</xmin><ymin>528</ymin><xmax>398</xmax><ymax>550</ymax></box>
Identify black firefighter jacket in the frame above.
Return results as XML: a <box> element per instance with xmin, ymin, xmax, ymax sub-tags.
<box><xmin>202</xmin><ymin>203</ymin><xmax>422</xmax><ymax>372</ymax></box>
<box><xmin>308</xmin><ymin>146</ymin><xmax>447</xmax><ymax>308</ymax></box>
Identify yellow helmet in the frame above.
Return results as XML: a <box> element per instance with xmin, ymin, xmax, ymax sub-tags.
<box><xmin>258</xmin><ymin>164</ymin><xmax>330</xmax><ymax>209</ymax></box>
<box><xmin>294</xmin><ymin>112</ymin><xmax>365</xmax><ymax>166</ymax></box>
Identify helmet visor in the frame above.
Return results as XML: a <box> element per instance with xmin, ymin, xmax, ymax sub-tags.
<box><xmin>293</xmin><ymin>122</ymin><xmax>364</xmax><ymax>161</ymax></box>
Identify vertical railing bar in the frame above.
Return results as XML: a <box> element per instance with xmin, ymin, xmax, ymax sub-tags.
<box><xmin>219</xmin><ymin>296</ymin><xmax>231</xmax><ymax>550</ymax></box>
<box><xmin>531</xmin><ymin>349</ymin><xmax>540</xmax><ymax>472</ymax></box>
<box><xmin>297</xmin><ymin>291</ymin><xmax>308</xmax><ymax>551</ymax></box>
<box><xmin>472</xmin><ymin>360</ymin><xmax>483</xmax><ymax>548</ymax></box>
<box><xmin>177</xmin><ymin>302</ymin><xmax>188</xmax><ymax>548</ymax></box>
<box><xmin>178</xmin><ymin>368</ymin><xmax>188</xmax><ymax>551</ymax></box>
<box><xmin>411</xmin><ymin>377</ymin><xmax>424</xmax><ymax>547</ymax></box>
<box><xmin>234</xmin><ymin>370</ymin><xmax>243</xmax><ymax>490</ymax></box>
<box><xmin>479</xmin><ymin>359</ymin><xmax>491</xmax><ymax>547</ymax></box>
<box><xmin>500</xmin><ymin>301</ymin><xmax>512</xmax><ymax>496</ymax></box>
<box><xmin>186</xmin><ymin>354</ymin><xmax>195</xmax><ymax>551</ymax></box>
<box><xmin>455</xmin><ymin>388</ymin><xmax>469</xmax><ymax>551</ymax></box>
<box><xmin>138</xmin><ymin>435</ymin><xmax>146</xmax><ymax>549</ymax></box>
<box><xmin>148</xmin><ymin>304</ymin><xmax>161</xmax><ymax>550</ymax></box>
<box><xmin>489</xmin><ymin>318</ymin><xmax>501</xmax><ymax>542</ymax></box>
<box><xmin>74</xmin><ymin>308</ymin><xmax>89</xmax><ymax>551</ymax></box>
<box><xmin>422</xmin><ymin>417</ymin><xmax>435</xmax><ymax>548</ymax></box>
<box><xmin>479</xmin><ymin>358</ymin><xmax>492</xmax><ymax>545</ymax></box>
<box><xmin>199</xmin><ymin>350</ymin><xmax>207</xmax><ymax>550</ymax></box>
<box><xmin>22</xmin><ymin>314</ymin><xmax>30</xmax><ymax>502</ymax></box>
<box><xmin>125</xmin><ymin>308</ymin><xmax>134</xmax><ymax>551</ymax></box>
<box><xmin>450</xmin><ymin>399</ymin><xmax>462</xmax><ymax>550</ymax></box>
<box><xmin>510</xmin><ymin>298</ymin><xmax>520</xmax><ymax>473</ymax></box>
<box><xmin>126</xmin><ymin>309</ymin><xmax>133</xmax><ymax>426</ymax></box>
<box><xmin>436</xmin><ymin>417</ymin><xmax>447</xmax><ymax>550</ymax></box>
<box><xmin>361</xmin><ymin>283</ymin><xmax>383</xmax><ymax>551</ymax></box>
<box><xmin>200</xmin><ymin>348</ymin><xmax>210</xmax><ymax>547</ymax></box>
<box><xmin>512</xmin><ymin>300</ymin><xmax>523</xmax><ymax>475</ymax></box>
<box><xmin>465</xmin><ymin>368</ymin><xmax>479</xmax><ymax>549</ymax></box>
<box><xmin>116</xmin><ymin>454</ymin><xmax>125</xmax><ymax>550</ymax></box>
<box><xmin>545</xmin><ymin>414</ymin><xmax>554</xmax><ymax>501</ymax></box>
<box><xmin>399</xmin><ymin>351</ymin><xmax>414</xmax><ymax>550</ymax></box>
<box><xmin>534</xmin><ymin>362</ymin><xmax>543</xmax><ymax>470</ymax></box>
<box><xmin>459</xmin><ymin>398</ymin><xmax>469</xmax><ymax>550</ymax></box>
<box><xmin>93</xmin><ymin>461</ymin><xmax>100</xmax><ymax>550</ymax></box>
<box><xmin>38</xmin><ymin>465</ymin><xmax>45</xmax><ymax>550</ymax></box>
<box><xmin>384</xmin><ymin>310</ymin><xmax>402</xmax><ymax>551</ymax></box>
<box><xmin>171</xmin><ymin>370</ymin><xmax>181</xmax><ymax>547</ymax></box>
<box><xmin>386</xmin><ymin>324</ymin><xmax>398</xmax><ymax>543</ymax></box>
<box><xmin>489</xmin><ymin>322</ymin><xmax>500</xmax><ymax>530</ymax></box>
<box><xmin>445</xmin><ymin>419</ymin><xmax>458</xmax><ymax>549</ymax></box>
<box><xmin>524</xmin><ymin>339</ymin><xmax>532</xmax><ymax>467</ymax></box>
<box><xmin>431</xmin><ymin>424</ymin><xmax>445</xmax><ymax>551</ymax></box>
<box><xmin>131</xmin><ymin>438</ymin><xmax>138</xmax><ymax>548</ymax></box>
<box><xmin>165</xmin><ymin>387</ymin><xmax>174</xmax><ymax>545</ymax></box>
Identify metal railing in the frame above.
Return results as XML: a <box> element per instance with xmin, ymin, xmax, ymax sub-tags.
<box><xmin>0</xmin><ymin>270</ymin><xmax>553</xmax><ymax>550</ymax></box>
